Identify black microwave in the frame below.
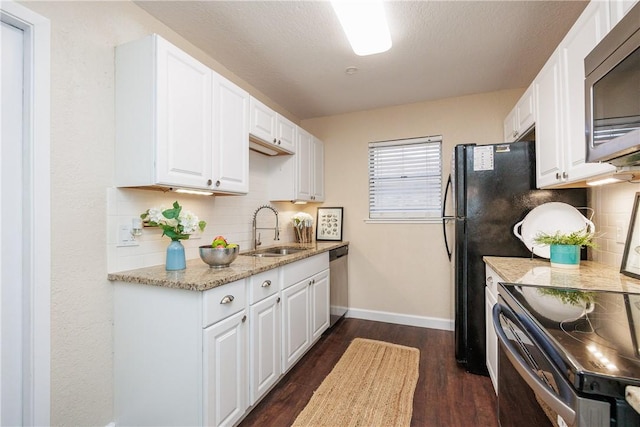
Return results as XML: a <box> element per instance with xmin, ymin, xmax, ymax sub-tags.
<box><xmin>585</xmin><ymin>2</ymin><xmax>640</xmax><ymax>167</ymax></box>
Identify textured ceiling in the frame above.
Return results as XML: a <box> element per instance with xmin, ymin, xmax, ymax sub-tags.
<box><xmin>134</xmin><ymin>0</ymin><xmax>588</xmax><ymax>120</ymax></box>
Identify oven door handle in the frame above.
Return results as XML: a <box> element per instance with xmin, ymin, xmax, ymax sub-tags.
<box><xmin>493</xmin><ymin>303</ymin><xmax>576</xmax><ymax>426</ymax></box>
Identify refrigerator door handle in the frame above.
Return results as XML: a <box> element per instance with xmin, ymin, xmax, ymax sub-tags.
<box><xmin>442</xmin><ymin>174</ymin><xmax>453</xmax><ymax>261</ymax></box>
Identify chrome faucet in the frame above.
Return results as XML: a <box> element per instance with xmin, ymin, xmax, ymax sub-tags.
<box><xmin>252</xmin><ymin>205</ymin><xmax>280</xmax><ymax>250</ymax></box>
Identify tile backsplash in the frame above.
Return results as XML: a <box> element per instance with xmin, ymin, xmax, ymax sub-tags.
<box><xmin>589</xmin><ymin>182</ymin><xmax>639</xmax><ymax>267</ymax></box>
<box><xmin>107</xmin><ymin>151</ymin><xmax>315</xmax><ymax>272</ymax></box>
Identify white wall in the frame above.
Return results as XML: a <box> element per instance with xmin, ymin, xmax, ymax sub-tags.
<box><xmin>302</xmin><ymin>89</ymin><xmax>522</xmax><ymax>325</ymax></box>
<box><xmin>19</xmin><ymin>1</ymin><xmax>301</xmax><ymax>425</ymax></box>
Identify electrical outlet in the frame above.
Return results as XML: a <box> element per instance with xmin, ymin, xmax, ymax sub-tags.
<box><xmin>117</xmin><ymin>224</ymin><xmax>138</xmax><ymax>247</ymax></box>
<box><xmin>616</xmin><ymin>220</ymin><xmax>626</xmax><ymax>244</ymax></box>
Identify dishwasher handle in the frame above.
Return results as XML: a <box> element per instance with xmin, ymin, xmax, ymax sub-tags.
<box><xmin>492</xmin><ymin>303</ymin><xmax>576</xmax><ymax>426</ymax></box>
<box><xmin>330</xmin><ymin>245</ymin><xmax>348</xmax><ymax>261</ymax></box>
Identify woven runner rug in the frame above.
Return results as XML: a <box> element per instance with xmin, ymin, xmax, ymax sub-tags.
<box><xmin>292</xmin><ymin>338</ymin><xmax>420</xmax><ymax>427</ymax></box>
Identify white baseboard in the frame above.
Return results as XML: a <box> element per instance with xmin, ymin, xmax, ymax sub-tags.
<box><xmin>346</xmin><ymin>308</ymin><xmax>454</xmax><ymax>331</ymax></box>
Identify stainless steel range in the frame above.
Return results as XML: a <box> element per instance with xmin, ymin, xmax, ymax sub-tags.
<box><xmin>494</xmin><ymin>283</ymin><xmax>640</xmax><ymax>426</ymax></box>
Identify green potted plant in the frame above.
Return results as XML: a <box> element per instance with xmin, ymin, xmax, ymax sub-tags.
<box><xmin>533</xmin><ymin>229</ymin><xmax>595</xmax><ymax>269</ymax></box>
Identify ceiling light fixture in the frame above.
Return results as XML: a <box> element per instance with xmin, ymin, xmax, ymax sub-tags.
<box><xmin>331</xmin><ymin>0</ymin><xmax>392</xmax><ymax>56</ymax></box>
<box><xmin>586</xmin><ymin>173</ymin><xmax>634</xmax><ymax>186</ymax></box>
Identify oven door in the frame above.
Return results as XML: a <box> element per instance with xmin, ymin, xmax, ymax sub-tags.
<box><xmin>493</xmin><ymin>301</ymin><xmax>610</xmax><ymax>427</ymax></box>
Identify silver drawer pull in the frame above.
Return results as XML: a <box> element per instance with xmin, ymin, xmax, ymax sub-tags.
<box><xmin>220</xmin><ymin>295</ymin><xmax>234</xmax><ymax>304</ymax></box>
<box><xmin>261</xmin><ymin>280</ymin><xmax>271</xmax><ymax>288</ymax></box>
<box><xmin>487</xmin><ymin>276</ymin><xmax>493</xmax><ymax>285</ymax></box>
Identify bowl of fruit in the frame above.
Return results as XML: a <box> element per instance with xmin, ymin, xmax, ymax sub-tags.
<box><xmin>199</xmin><ymin>236</ymin><xmax>239</xmax><ymax>268</ymax></box>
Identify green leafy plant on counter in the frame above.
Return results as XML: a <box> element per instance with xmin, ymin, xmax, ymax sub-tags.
<box><xmin>141</xmin><ymin>201</ymin><xmax>206</xmax><ymax>241</ymax></box>
<box><xmin>533</xmin><ymin>229</ymin><xmax>597</xmax><ymax>248</ymax></box>
<box><xmin>537</xmin><ymin>288</ymin><xmax>595</xmax><ymax>306</ymax></box>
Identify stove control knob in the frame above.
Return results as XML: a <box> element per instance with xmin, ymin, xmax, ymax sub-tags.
<box><xmin>589</xmin><ymin>381</ymin><xmax>600</xmax><ymax>391</ymax></box>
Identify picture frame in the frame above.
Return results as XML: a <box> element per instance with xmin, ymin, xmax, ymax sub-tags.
<box><xmin>622</xmin><ymin>192</ymin><xmax>640</xmax><ymax>280</ymax></box>
<box><xmin>316</xmin><ymin>207</ymin><xmax>344</xmax><ymax>241</ymax></box>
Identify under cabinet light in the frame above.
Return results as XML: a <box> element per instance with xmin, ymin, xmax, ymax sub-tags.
<box><xmin>331</xmin><ymin>0</ymin><xmax>392</xmax><ymax>56</ymax></box>
<box><xmin>586</xmin><ymin>173</ymin><xmax>633</xmax><ymax>186</ymax></box>
<box><xmin>173</xmin><ymin>188</ymin><xmax>215</xmax><ymax>196</ymax></box>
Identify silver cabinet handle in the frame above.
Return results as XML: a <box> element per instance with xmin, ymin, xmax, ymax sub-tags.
<box><xmin>242</xmin><ymin>315</ymin><xmax>247</xmax><ymax>323</ymax></box>
<box><xmin>487</xmin><ymin>276</ymin><xmax>493</xmax><ymax>286</ymax></box>
<box><xmin>277</xmin><ymin>297</ymin><xmax>281</xmax><ymax>303</ymax></box>
<box><xmin>261</xmin><ymin>280</ymin><xmax>271</xmax><ymax>288</ymax></box>
<box><xmin>562</xmin><ymin>172</ymin><xmax>568</xmax><ymax>179</ymax></box>
<box><xmin>215</xmin><ymin>180</ymin><xmax>221</xmax><ymax>187</ymax></box>
<box><xmin>220</xmin><ymin>295</ymin><xmax>234</xmax><ymax>304</ymax></box>
<box><xmin>207</xmin><ymin>179</ymin><xmax>213</xmax><ymax>186</ymax></box>
<box><xmin>272</xmin><ymin>138</ymin><xmax>277</xmax><ymax>144</ymax></box>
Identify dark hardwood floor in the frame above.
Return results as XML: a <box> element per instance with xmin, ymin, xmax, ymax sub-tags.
<box><xmin>239</xmin><ymin>318</ymin><xmax>498</xmax><ymax>427</ymax></box>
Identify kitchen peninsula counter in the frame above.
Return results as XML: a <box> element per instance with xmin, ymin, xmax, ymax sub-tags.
<box><xmin>484</xmin><ymin>256</ymin><xmax>640</xmax><ymax>294</ymax></box>
<box><xmin>108</xmin><ymin>241</ymin><xmax>348</xmax><ymax>292</ymax></box>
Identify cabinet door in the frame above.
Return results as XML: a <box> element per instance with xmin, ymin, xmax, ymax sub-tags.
<box><xmin>516</xmin><ymin>85</ymin><xmax>535</xmax><ymax>136</ymax></box>
<box><xmin>610</xmin><ymin>0</ymin><xmax>637</xmax><ymax>27</ymax></box>
<box><xmin>249</xmin><ymin>293</ymin><xmax>281</xmax><ymax>405</ymax></box>
<box><xmin>281</xmin><ymin>279</ymin><xmax>310</xmax><ymax>372</ymax></box>
<box><xmin>249</xmin><ymin>97</ymin><xmax>277</xmax><ymax>145</ymax></box>
<box><xmin>203</xmin><ymin>310</ymin><xmax>247</xmax><ymax>427</ymax></box>
<box><xmin>276</xmin><ymin>114</ymin><xmax>297</xmax><ymax>154</ymax></box>
<box><xmin>212</xmin><ymin>74</ymin><xmax>249</xmax><ymax>194</ymax></box>
<box><xmin>535</xmin><ymin>52</ymin><xmax>565</xmax><ymax>188</ymax></box>
<box><xmin>503</xmin><ymin>106</ymin><xmax>518</xmax><ymax>142</ymax></box>
<box><xmin>312</xmin><ymin>137</ymin><xmax>325</xmax><ymax>202</ymax></box>
<box><xmin>485</xmin><ymin>287</ymin><xmax>498</xmax><ymax>395</ymax></box>
<box><xmin>296</xmin><ymin>129</ymin><xmax>313</xmax><ymax>201</ymax></box>
<box><xmin>311</xmin><ymin>269</ymin><xmax>330</xmax><ymax>342</ymax></box>
<box><xmin>155</xmin><ymin>36</ymin><xmax>213</xmax><ymax>189</ymax></box>
<box><xmin>560</xmin><ymin>1</ymin><xmax>616</xmax><ymax>182</ymax></box>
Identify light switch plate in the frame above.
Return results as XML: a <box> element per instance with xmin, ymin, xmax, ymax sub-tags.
<box><xmin>117</xmin><ymin>224</ymin><xmax>138</xmax><ymax>247</ymax></box>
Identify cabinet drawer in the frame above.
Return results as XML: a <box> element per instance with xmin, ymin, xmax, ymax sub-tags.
<box><xmin>281</xmin><ymin>253</ymin><xmax>329</xmax><ymax>289</ymax></box>
<box><xmin>249</xmin><ymin>268</ymin><xmax>279</xmax><ymax>305</ymax></box>
<box><xmin>485</xmin><ymin>265</ymin><xmax>503</xmax><ymax>299</ymax></box>
<box><xmin>203</xmin><ymin>279</ymin><xmax>246</xmax><ymax>327</ymax></box>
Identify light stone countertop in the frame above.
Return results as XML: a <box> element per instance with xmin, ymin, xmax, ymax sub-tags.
<box><xmin>483</xmin><ymin>256</ymin><xmax>640</xmax><ymax>294</ymax></box>
<box><xmin>108</xmin><ymin>241</ymin><xmax>348</xmax><ymax>292</ymax></box>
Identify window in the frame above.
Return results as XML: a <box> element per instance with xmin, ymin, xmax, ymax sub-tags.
<box><xmin>368</xmin><ymin>135</ymin><xmax>442</xmax><ymax>220</ymax></box>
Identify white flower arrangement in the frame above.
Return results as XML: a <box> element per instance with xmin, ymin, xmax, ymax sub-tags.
<box><xmin>141</xmin><ymin>201</ymin><xmax>206</xmax><ymax>241</ymax></box>
<box><xmin>292</xmin><ymin>212</ymin><xmax>314</xmax><ymax>243</ymax></box>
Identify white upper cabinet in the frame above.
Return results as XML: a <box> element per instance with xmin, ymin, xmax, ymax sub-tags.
<box><xmin>116</xmin><ymin>35</ymin><xmax>213</xmax><ymax>190</ymax></box>
<box><xmin>115</xmin><ymin>34</ymin><xmax>249</xmax><ymax>194</ymax></box>
<box><xmin>609</xmin><ymin>0</ymin><xmax>638</xmax><ymax>27</ymax></box>
<box><xmin>212</xmin><ymin>74</ymin><xmax>249</xmax><ymax>194</ymax></box>
<box><xmin>249</xmin><ymin>97</ymin><xmax>296</xmax><ymax>154</ymax></box>
<box><xmin>270</xmin><ymin>128</ymin><xmax>325</xmax><ymax>202</ymax></box>
<box><xmin>534</xmin><ymin>1</ymin><xmax>616</xmax><ymax>188</ymax></box>
<box><xmin>503</xmin><ymin>85</ymin><xmax>535</xmax><ymax>142</ymax></box>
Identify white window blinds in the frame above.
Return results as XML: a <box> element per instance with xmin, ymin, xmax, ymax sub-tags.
<box><xmin>368</xmin><ymin>136</ymin><xmax>442</xmax><ymax>219</ymax></box>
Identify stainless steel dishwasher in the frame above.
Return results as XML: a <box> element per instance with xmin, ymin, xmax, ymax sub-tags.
<box><xmin>329</xmin><ymin>245</ymin><xmax>348</xmax><ymax>327</ymax></box>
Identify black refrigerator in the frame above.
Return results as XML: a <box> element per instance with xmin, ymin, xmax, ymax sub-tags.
<box><xmin>443</xmin><ymin>141</ymin><xmax>586</xmax><ymax>375</ymax></box>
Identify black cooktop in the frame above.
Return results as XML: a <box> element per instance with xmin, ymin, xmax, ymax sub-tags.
<box><xmin>500</xmin><ymin>283</ymin><xmax>640</xmax><ymax>398</ymax></box>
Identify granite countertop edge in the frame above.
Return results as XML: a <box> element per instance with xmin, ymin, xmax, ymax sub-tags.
<box><xmin>483</xmin><ymin>256</ymin><xmax>640</xmax><ymax>293</ymax></box>
<box><xmin>108</xmin><ymin>241</ymin><xmax>348</xmax><ymax>292</ymax></box>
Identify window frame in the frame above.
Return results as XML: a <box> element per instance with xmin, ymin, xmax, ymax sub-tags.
<box><xmin>367</xmin><ymin>135</ymin><xmax>443</xmax><ymax>223</ymax></box>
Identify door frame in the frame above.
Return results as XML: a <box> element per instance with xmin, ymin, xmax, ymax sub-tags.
<box><xmin>0</xmin><ymin>1</ymin><xmax>50</xmax><ymax>425</ymax></box>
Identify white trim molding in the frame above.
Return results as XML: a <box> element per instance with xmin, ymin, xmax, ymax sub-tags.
<box><xmin>1</xmin><ymin>2</ymin><xmax>51</xmax><ymax>425</ymax></box>
<box><xmin>346</xmin><ymin>308</ymin><xmax>454</xmax><ymax>331</ymax></box>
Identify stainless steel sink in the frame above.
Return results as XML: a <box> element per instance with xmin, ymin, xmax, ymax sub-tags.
<box><xmin>244</xmin><ymin>246</ymin><xmax>309</xmax><ymax>257</ymax></box>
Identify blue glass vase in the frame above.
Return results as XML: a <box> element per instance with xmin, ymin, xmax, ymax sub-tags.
<box><xmin>166</xmin><ymin>240</ymin><xmax>186</xmax><ymax>271</ymax></box>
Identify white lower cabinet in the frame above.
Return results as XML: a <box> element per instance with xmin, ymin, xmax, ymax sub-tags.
<box><xmin>281</xmin><ymin>253</ymin><xmax>330</xmax><ymax>372</ymax></box>
<box><xmin>282</xmin><ymin>278</ymin><xmax>311</xmax><ymax>372</ymax></box>
<box><xmin>114</xmin><ymin>252</ymin><xmax>332</xmax><ymax>426</ymax></box>
<box><xmin>249</xmin><ymin>292</ymin><xmax>281</xmax><ymax>405</ymax></box>
<box><xmin>204</xmin><ymin>310</ymin><xmax>247</xmax><ymax>427</ymax></box>
<box><xmin>484</xmin><ymin>265</ymin><xmax>502</xmax><ymax>395</ymax></box>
